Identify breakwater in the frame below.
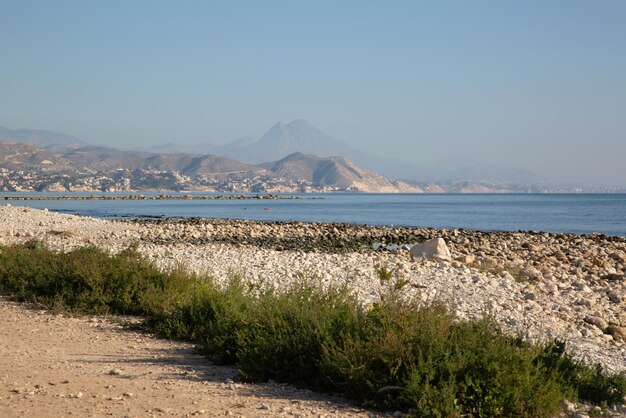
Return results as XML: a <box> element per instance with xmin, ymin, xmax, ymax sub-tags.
<box><xmin>0</xmin><ymin>194</ymin><xmax>298</xmax><ymax>201</ymax></box>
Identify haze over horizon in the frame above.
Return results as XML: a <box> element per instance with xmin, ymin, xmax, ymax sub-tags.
<box><xmin>1</xmin><ymin>1</ymin><xmax>625</xmax><ymax>187</ymax></box>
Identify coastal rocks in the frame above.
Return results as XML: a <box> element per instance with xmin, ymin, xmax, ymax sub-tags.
<box><xmin>455</xmin><ymin>254</ymin><xmax>475</xmax><ymax>264</ymax></box>
<box><xmin>606</xmin><ymin>325</ymin><xmax>626</xmax><ymax>342</ymax></box>
<box><xmin>519</xmin><ymin>265</ymin><xmax>543</xmax><ymax>281</ymax></box>
<box><xmin>607</xmin><ymin>290</ymin><xmax>622</xmax><ymax>304</ymax></box>
<box><xmin>603</xmin><ymin>273</ymin><xmax>625</xmax><ymax>282</ymax></box>
<box><xmin>584</xmin><ymin>315</ymin><xmax>608</xmax><ymax>330</ymax></box>
<box><xmin>410</xmin><ymin>238</ymin><xmax>451</xmax><ymax>261</ymax></box>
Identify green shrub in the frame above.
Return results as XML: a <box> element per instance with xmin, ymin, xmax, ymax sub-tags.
<box><xmin>0</xmin><ymin>242</ymin><xmax>194</xmax><ymax>315</ymax></box>
<box><xmin>151</xmin><ymin>276</ymin><xmax>252</xmax><ymax>364</ymax></box>
<box><xmin>235</xmin><ymin>280</ymin><xmax>358</xmax><ymax>387</ymax></box>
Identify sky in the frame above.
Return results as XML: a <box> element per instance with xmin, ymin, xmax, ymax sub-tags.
<box><xmin>1</xmin><ymin>0</ymin><xmax>625</xmax><ymax>186</ymax></box>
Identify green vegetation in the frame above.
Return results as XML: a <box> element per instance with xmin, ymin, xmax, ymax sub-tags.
<box><xmin>1</xmin><ymin>241</ymin><xmax>624</xmax><ymax>417</ymax></box>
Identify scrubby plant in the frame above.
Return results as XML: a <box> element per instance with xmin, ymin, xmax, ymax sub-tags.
<box><xmin>0</xmin><ymin>241</ymin><xmax>195</xmax><ymax>315</ymax></box>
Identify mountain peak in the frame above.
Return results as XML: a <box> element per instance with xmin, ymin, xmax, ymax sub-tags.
<box><xmin>286</xmin><ymin>118</ymin><xmax>311</xmax><ymax>127</ymax></box>
<box><xmin>219</xmin><ymin>119</ymin><xmax>357</xmax><ymax>164</ymax></box>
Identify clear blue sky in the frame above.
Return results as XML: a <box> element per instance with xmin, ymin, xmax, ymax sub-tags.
<box><xmin>1</xmin><ymin>1</ymin><xmax>625</xmax><ymax>186</ymax></box>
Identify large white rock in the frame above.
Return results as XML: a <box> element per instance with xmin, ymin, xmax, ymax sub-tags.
<box><xmin>410</xmin><ymin>238</ymin><xmax>451</xmax><ymax>261</ymax></box>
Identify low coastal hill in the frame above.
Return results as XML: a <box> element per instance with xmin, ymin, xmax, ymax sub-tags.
<box><xmin>263</xmin><ymin>152</ymin><xmax>422</xmax><ymax>193</ymax></box>
<box><xmin>0</xmin><ymin>141</ymin><xmax>73</xmax><ymax>172</ymax></box>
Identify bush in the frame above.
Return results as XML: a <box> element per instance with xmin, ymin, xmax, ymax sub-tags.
<box><xmin>151</xmin><ymin>276</ymin><xmax>252</xmax><ymax>364</ymax></box>
<box><xmin>0</xmin><ymin>241</ymin><xmax>195</xmax><ymax>315</ymax></box>
<box><xmin>235</xmin><ymin>280</ymin><xmax>359</xmax><ymax>387</ymax></box>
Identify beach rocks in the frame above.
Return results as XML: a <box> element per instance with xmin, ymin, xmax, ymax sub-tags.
<box><xmin>2</xmin><ymin>205</ymin><xmax>626</xmax><ymax>374</ymax></box>
<box><xmin>584</xmin><ymin>315</ymin><xmax>608</xmax><ymax>330</ymax></box>
<box><xmin>519</xmin><ymin>265</ymin><xmax>543</xmax><ymax>281</ymax></box>
<box><xmin>607</xmin><ymin>290</ymin><xmax>622</xmax><ymax>304</ymax></box>
<box><xmin>455</xmin><ymin>254</ymin><xmax>475</xmax><ymax>264</ymax></box>
<box><xmin>606</xmin><ymin>325</ymin><xmax>626</xmax><ymax>342</ymax></box>
<box><xmin>603</xmin><ymin>273</ymin><xmax>625</xmax><ymax>282</ymax></box>
<box><xmin>410</xmin><ymin>238</ymin><xmax>451</xmax><ymax>261</ymax></box>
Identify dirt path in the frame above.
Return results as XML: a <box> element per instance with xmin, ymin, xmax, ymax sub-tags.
<box><xmin>0</xmin><ymin>297</ymin><xmax>381</xmax><ymax>418</ymax></box>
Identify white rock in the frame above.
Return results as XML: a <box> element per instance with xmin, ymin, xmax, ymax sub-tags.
<box><xmin>410</xmin><ymin>238</ymin><xmax>451</xmax><ymax>261</ymax></box>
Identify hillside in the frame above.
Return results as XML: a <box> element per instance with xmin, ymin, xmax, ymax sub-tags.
<box><xmin>267</xmin><ymin>152</ymin><xmax>422</xmax><ymax>192</ymax></box>
<box><xmin>0</xmin><ymin>141</ymin><xmax>414</xmax><ymax>192</ymax></box>
<box><xmin>61</xmin><ymin>146</ymin><xmax>260</xmax><ymax>177</ymax></box>
<box><xmin>0</xmin><ymin>127</ymin><xmax>85</xmax><ymax>151</ymax></box>
<box><xmin>0</xmin><ymin>141</ymin><xmax>73</xmax><ymax>172</ymax></box>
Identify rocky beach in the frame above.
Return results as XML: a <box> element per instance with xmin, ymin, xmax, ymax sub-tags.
<box><xmin>1</xmin><ymin>204</ymin><xmax>625</xmax><ymax>417</ymax></box>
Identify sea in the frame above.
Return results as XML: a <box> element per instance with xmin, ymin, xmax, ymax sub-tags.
<box><xmin>2</xmin><ymin>193</ymin><xmax>626</xmax><ymax>237</ymax></box>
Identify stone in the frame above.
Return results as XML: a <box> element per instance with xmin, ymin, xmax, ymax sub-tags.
<box><xmin>519</xmin><ymin>265</ymin><xmax>543</xmax><ymax>281</ymax></box>
<box><xmin>563</xmin><ymin>400</ymin><xmax>577</xmax><ymax>413</ymax></box>
<box><xmin>607</xmin><ymin>290</ymin><xmax>622</xmax><ymax>304</ymax></box>
<box><xmin>108</xmin><ymin>368</ymin><xmax>122</xmax><ymax>376</ymax></box>
<box><xmin>455</xmin><ymin>254</ymin><xmax>475</xmax><ymax>264</ymax></box>
<box><xmin>410</xmin><ymin>238</ymin><xmax>451</xmax><ymax>261</ymax></box>
<box><xmin>584</xmin><ymin>315</ymin><xmax>607</xmax><ymax>330</ymax></box>
<box><xmin>602</xmin><ymin>273</ymin><xmax>625</xmax><ymax>282</ymax></box>
<box><xmin>606</xmin><ymin>325</ymin><xmax>626</xmax><ymax>342</ymax></box>
<box><xmin>524</xmin><ymin>292</ymin><xmax>537</xmax><ymax>301</ymax></box>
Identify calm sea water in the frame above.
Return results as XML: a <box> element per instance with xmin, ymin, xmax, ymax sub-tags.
<box><xmin>3</xmin><ymin>193</ymin><xmax>626</xmax><ymax>237</ymax></box>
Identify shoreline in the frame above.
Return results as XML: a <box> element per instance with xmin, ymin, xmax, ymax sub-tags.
<box><xmin>0</xmin><ymin>205</ymin><xmax>625</xmax><ymax>375</ymax></box>
<box><xmin>2</xmin><ymin>193</ymin><xmax>624</xmax><ymax>238</ymax></box>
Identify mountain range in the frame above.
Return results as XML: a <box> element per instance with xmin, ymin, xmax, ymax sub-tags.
<box><xmin>141</xmin><ymin>119</ymin><xmax>545</xmax><ymax>185</ymax></box>
<box><xmin>0</xmin><ymin>127</ymin><xmax>85</xmax><ymax>152</ymax></box>
<box><xmin>0</xmin><ymin>138</ymin><xmax>421</xmax><ymax>192</ymax></box>
<box><xmin>1</xmin><ymin>121</ymin><xmax>615</xmax><ymax>192</ymax></box>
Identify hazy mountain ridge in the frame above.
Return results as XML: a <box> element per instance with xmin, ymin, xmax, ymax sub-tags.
<box><xmin>0</xmin><ymin>141</ymin><xmax>418</xmax><ymax>192</ymax></box>
<box><xmin>1</xmin><ymin>124</ymin><xmax>620</xmax><ymax>192</ymax></box>
<box><xmin>0</xmin><ymin>127</ymin><xmax>85</xmax><ymax>151</ymax></box>
<box><xmin>158</xmin><ymin>120</ymin><xmax>547</xmax><ymax>185</ymax></box>
<box><xmin>61</xmin><ymin>146</ymin><xmax>259</xmax><ymax>177</ymax></box>
<box><xmin>0</xmin><ymin>141</ymin><xmax>73</xmax><ymax>172</ymax></box>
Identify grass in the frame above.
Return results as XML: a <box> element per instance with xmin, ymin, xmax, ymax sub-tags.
<box><xmin>1</xmin><ymin>241</ymin><xmax>624</xmax><ymax>417</ymax></box>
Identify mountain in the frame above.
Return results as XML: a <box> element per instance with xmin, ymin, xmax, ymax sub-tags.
<box><xmin>0</xmin><ymin>141</ymin><xmax>73</xmax><ymax>172</ymax></box>
<box><xmin>177</xmin><ymin>155</ymin><xmax>261</xmax><ymax>177</ymax></box>
<box><xmin>138</xmin><ymin>120</ymin><xmax>549</xmax><ymax>186</ymax></box>
<box><xmin>0</xmin><ymin>139</ymin><xmax>421</xmax><ymax>192</ymax></box>
<box><xmin>265</xmin><ymin>152</ymin><xmax>422</xmax><ymax>192</ymax></box>
<box><xmin>0</xmin><ymin>127</ymin><xmax>85</xmax><ymax>151</ymax></box>
<box><xmin>217</xmin><ymin>120</ymin><xmax>553</xmax><ymax>184</ymax></box>
<box><xmin>1</xmin><ymin>139</ymin><xmax>614</xmax><ymax>193</ymax></box>
<box><xmin>222</xmin><ymin>120</ymin><xmax>353</xmax><ymax>163</ymax></box>
<box><xmin>63</xmin><ymin>146</ymin><xmax>261</xmax><ymax>177</ymax></box>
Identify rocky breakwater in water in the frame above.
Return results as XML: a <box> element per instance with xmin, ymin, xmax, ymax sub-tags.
<box><xmin>1</xmin><ymin>193</ymin><xmax>297</xmax><ymax>201</ymax></box>
<box><xmin>0</xmin><ymin>206</ymin><xmax>625</xmax><ymax>377</ymax></box>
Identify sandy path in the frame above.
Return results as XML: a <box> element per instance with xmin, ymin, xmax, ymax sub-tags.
<box><xmin>0</xmin><ymin>297</ymin><xmax>380</xmax><ymax>418</ymax></box>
